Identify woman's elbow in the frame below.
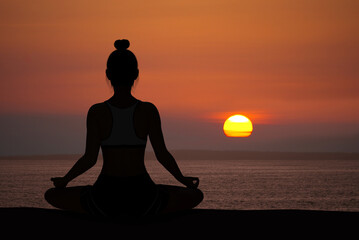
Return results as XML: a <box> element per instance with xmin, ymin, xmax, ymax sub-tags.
<box><xmin>82</xmin><ymin>154</ymin><xmax>97</xmax><ymax>167</ymax></box>
<box><xmin>155</xmin><ymin>149</ymin><xmax>172</xmax><ymax>162</ymax></box>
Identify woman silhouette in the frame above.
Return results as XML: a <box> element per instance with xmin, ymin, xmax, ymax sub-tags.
<box><xmin>45</xmin><ymin>39</ymin><xmax>203</xmax><ymax>218</ymax></box>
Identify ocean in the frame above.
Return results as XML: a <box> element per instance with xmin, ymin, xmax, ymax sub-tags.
<box><xmin>0</xmin><ymin>158</ymin><xmax>358</xmax><ymax>211</ymax></box>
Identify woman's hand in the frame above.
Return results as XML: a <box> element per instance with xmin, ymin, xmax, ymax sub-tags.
<box><xmin>51</xmin><ymin>177</ymin><xmax>69</xmax><ymax>188</ymax></box>
<box><xmin>179</xmin><ymin>176</ymin><xmax>200</xmax><ymax>189</ymax></box>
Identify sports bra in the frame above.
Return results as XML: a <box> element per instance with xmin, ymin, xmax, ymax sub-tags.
<box><xmin>101</xmin><ymin>100</ymin><xmax>147</xmax><ymax>149</ymax></box>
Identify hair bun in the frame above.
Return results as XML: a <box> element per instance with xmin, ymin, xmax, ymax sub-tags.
<box><xmin>114</xmin><ymin>39</ymin><xmax>130</xmax><ymax>50</ymax></box>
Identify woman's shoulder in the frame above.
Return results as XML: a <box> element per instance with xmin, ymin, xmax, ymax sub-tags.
<box><xmin>139</xmin><ymin>100</ymin><xmax>156</xmax><ymax>108</ymax></box>
<box><xmin>87</xmin><ymin>102</ymin><xmax>109</xmax><ymax>117</ymax></box>
<box><xmin>138</xmin><ymin>101</ymin><xmax>159</xmax><ymax>114</ymax></box>
<box><xmin>89</xmin><ymin>102</ymin><xmax>107</xmax><ymax>110</ymax></box>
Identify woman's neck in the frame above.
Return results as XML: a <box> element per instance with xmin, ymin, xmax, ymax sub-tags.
<box><xmin>109</xmin><ymin>86</ymin><xmax>137</xmax><ymax>106</ymax></box>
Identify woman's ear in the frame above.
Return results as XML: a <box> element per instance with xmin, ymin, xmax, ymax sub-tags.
<box><xmin>106</xmin><ymin>69</ymin><xmax>111</xmax><ymax>80</ymax></box>
<box><xmin>133</xmin><ymin>69</ymin><xmax>139</xmax><ymax>80</ymax></box>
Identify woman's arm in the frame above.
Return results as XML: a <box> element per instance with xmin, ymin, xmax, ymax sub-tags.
<box><xmin>147</xmin><ymin>103</ymin><xmax>199</xmax><ymax>189</ymax></box>
<box><xmin>51</xmin><ymin>105</ymin><xmax>101</xmax><ymax>188</ymax></box>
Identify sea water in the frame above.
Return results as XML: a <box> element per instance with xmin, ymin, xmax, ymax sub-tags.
<box><xmin>0</xmin><ymin>158</ymin><xmax>358</xmax><ymax>211</ymax></box>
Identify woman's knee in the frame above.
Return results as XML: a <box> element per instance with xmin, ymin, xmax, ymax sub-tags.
<box><xmin>192</xmin><ymin>188</ymin><xmax>204</xmax><ymax>206</ymax></box>
<box><xmin>179</xmin><ymin>188</ymin><xmax>204</xmax><ymax>207</ymax></box>
<box><xmin>44</xmin><ymin>188</ymin><xmax>54</xmax><ymax>201</ymax></box>
<box><xmin>44</xmin><ymin>188</ymin><xmax>58</xmax><ymax>204</ymax></box>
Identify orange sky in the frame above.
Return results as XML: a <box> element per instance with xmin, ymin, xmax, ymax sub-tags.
<box><xmin>0</xmin><ymin>1</ymin><xmax>358</xmax><ymax>155</ymax></box>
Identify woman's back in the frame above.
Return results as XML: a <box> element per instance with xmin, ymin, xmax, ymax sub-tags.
<box><xmin>93</xmin><ymin>97</ymin><xmax>152</xmax><ymax>177</ymax></box>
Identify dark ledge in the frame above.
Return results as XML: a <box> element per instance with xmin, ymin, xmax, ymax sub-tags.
<box><xmin>1</xmin><ymin>207</ymin><xmax>358</xmax><ymax>238</ymax></box>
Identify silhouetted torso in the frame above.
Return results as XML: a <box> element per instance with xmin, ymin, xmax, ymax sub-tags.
<box><xmin>95</xmin><ymin>97</ymin><xmax>150</xmax><ymax>177</ymax></box>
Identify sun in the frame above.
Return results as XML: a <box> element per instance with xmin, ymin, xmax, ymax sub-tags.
<box><xmin>223</xmin><ymin>114</ymin><xmax>253</xmax><ymax>137</ymax></box>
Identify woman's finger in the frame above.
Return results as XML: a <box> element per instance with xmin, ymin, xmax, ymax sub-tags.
<box><xmin>193</xmin><ymin>177</ymin><xmax>199</xmax><ymax>187</ymax></box>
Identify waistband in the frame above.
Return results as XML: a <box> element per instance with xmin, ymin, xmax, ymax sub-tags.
<box><xmin>94</xmin><ymin>172</ymin><xmax>154</xmax><ymax>188</ymax></box>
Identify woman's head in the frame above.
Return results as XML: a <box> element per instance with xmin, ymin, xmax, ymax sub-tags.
<box><xmin>106</xmin><ymin>39</ymin><xmax>139</xmax><ymax>89</ymax></box>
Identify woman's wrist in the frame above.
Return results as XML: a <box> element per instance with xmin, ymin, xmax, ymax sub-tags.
<box><xmin>63</xmin><ymin>175</ymin><xmax>72</xmax><ymax>184</ymax></box>
<box><xmin>175</xmin><ymin>174</ymin><xmax>185</xmax><ymax>182</ymax></box>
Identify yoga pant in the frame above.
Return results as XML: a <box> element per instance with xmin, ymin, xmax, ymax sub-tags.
<box><xmin>80</xmin><ymin>172</ymin><xmax>168</xmax><ymax>218</ymax></box>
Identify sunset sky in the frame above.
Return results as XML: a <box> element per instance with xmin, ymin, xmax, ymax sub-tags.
<box><xmin>1</xmin><ymin>0</ymin><xmax>358</xmax><ymax>155</ymax></box>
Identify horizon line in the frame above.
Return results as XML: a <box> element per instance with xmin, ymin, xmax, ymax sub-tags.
<box><xmin>1</xmin><ymin>150</ymin><xmax>359</xmax><ymax>160</ymax></box>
